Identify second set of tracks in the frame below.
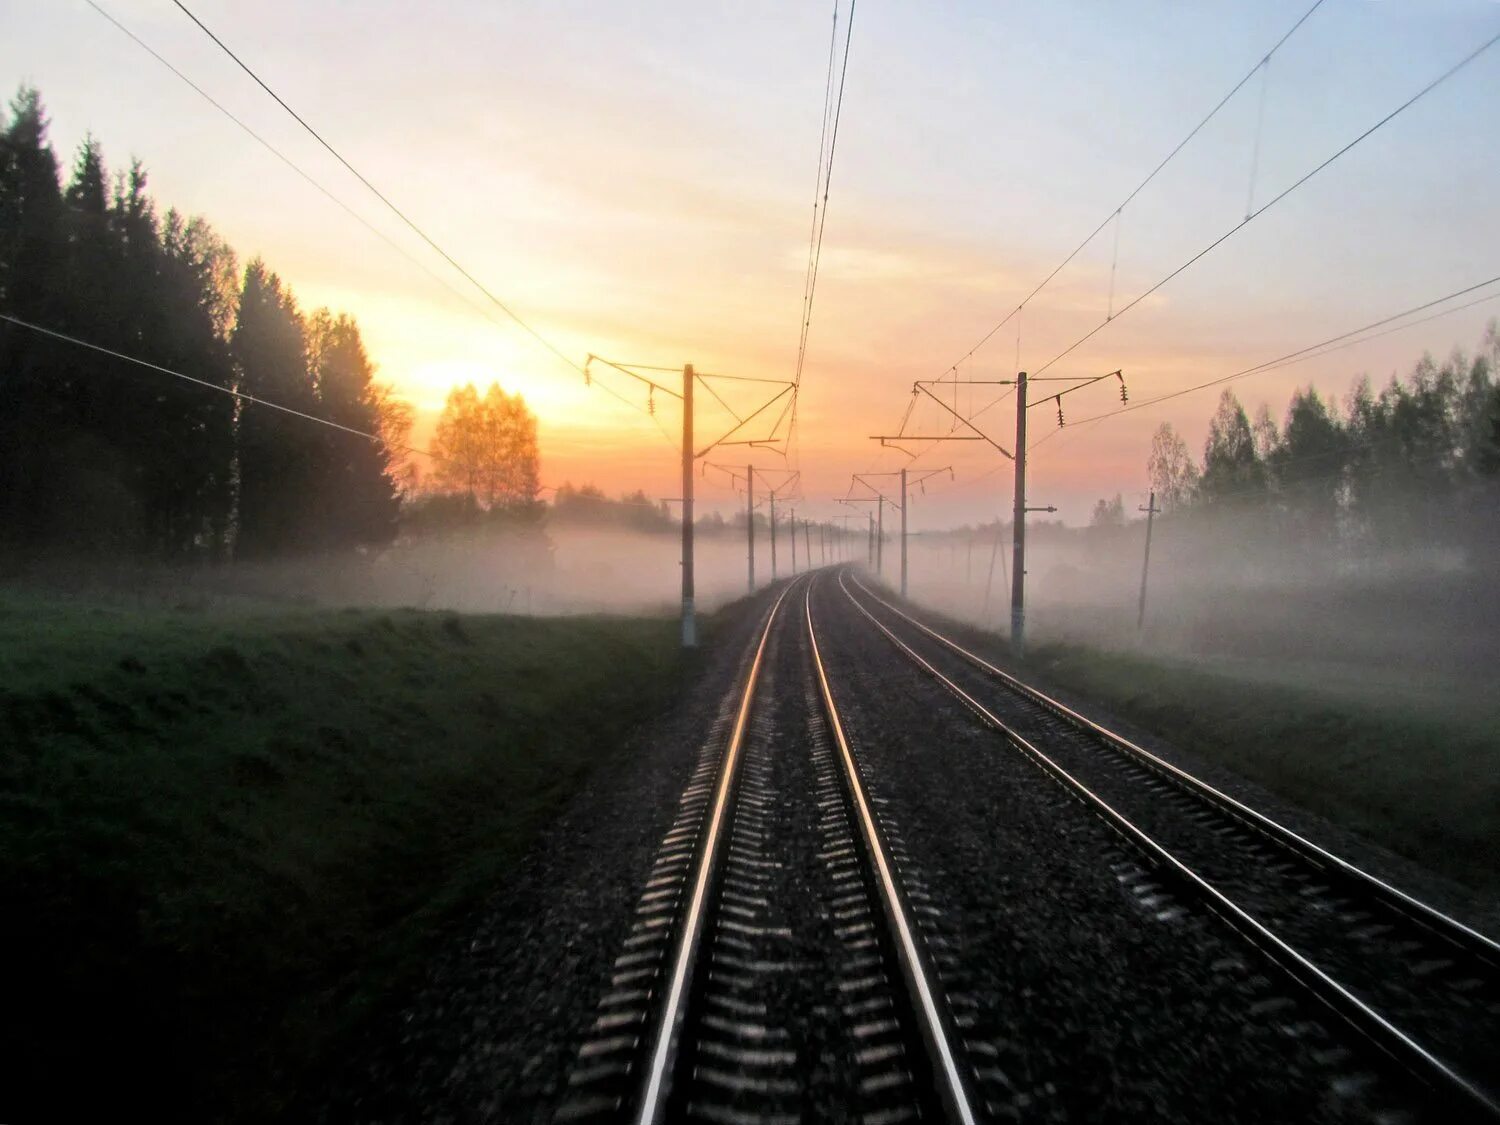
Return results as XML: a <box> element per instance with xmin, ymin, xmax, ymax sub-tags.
<box><xmin>554</xmin><ymin>568</ymin><xmax>1500</xmax><ymax>1124</ymax></box>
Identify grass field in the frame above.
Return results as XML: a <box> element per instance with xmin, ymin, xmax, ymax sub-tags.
<box><xmin>1021</xmin><ymin>641</ymin><xmax>1500</xmax><ymax>898</ymax></box>
<box><xmin>0</xmin><ymin>593</ymin><xmax>682</xmax><ymax>1121</ymax></box>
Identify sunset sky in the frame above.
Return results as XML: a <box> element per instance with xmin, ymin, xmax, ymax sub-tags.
<box><xmin>5</xmin><ymin>0</ymin><xmax>1499</xmax><ymax>526</ymax></box>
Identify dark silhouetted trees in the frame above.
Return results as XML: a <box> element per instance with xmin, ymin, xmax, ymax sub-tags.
<box><xmin>0</xmin><ymin>86</ymin><xmax>406</xmax><ymax>563</ymax></box>
<box><xmin>1138</xmin><ymin>325</ymin><xmax>1500</xmax><ymax>568</ymax></box>
<box><xmin>1199</xmin><ymin>390</ymin><xmax>1267</xmax><ymax>504</ymax></box>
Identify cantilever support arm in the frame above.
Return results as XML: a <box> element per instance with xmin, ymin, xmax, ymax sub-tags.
<box><xmin>910</xmin><ymin>383</ymin><xmax>1015</xmax><ymax>459</ymax></box>
<box><xmin>694</xmin><ymin>384</ymin><xmax>794</xmax><ymax>459</ymax></box>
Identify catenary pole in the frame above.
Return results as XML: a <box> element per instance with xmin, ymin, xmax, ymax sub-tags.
<box><xmin>746</xmin><ymin>465</ymin><xmax>755</xmax><ymax>593</ymax></box>
<box><xmin>790</xmin><ymin>507</ymin><xmax>798</xmax><ymax>573</ymax></box>
<box><xmin>1010</xmin><ymin>371</ymin><xmax>1027</xmax><ymax>657</ymax></box>
<box><xmin>900</xmin><ymin>467</ymin><xmax>909</xmax><ymax>598</ymax></box>
<box><xmin>804</xmin><ymin>518</ymin><xmax>812</xmax><ymax>572</ymax></box>
<box><xmin>681</xmin><ymin>364</ymin><xmax>696</xmax><ymax>648</ymax></box>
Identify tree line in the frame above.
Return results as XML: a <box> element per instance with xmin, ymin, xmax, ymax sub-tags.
<box><xmin>1126</xmin><ymin>325</ymin><xmax>1500</xmax><ymax>565</ymax></box>
<box><xmin>0</xmin><ymin>87</ymin><xmax>408</xmax><ymax>562</ymax></box>
<box><xmin>0</xmin><ymin>85</ymin><xmax>827</xmax><ymax>566</ymax></box>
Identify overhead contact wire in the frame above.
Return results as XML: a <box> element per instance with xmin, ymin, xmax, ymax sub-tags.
<box><xmin>170</xmin><ymin>0</ymin><xmax>585</xmax><ymax>379</ymax></box>
<box><xmin>943</xmin><ymin>0</ymin><xmax>1329</xmax><ymax>373</ymax></box>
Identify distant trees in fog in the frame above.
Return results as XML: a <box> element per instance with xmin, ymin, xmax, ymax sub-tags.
<box><xmin>550</xmin><ymin>484</ymin><xmax>674</xmax><ymax>532</ymax></box>
<box><xmin>1144</xmin><ymin>325</ymin><xmax>1500</xmax><ymax>564</ymax></box>
<box><xmin>0</xmin><ymin>87</ymin><xmax>407</xmax><ymax>563</ymax></box>
<box><xmin>1146</xmin><ymin>425</ymin><xmax>1198</xmax><ymax>513</ymax></box>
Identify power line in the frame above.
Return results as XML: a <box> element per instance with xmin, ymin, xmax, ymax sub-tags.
<box><xmin>1163</xmin><ymin>438</ymin><xmax>1471</xmax><ymax>511</ymax></box>
<box><xmin>84</xmin><ymin>2</ymin><xmax>505</xmax><ymax>342</ymax></box>
<box><xmin>105</xmin><ymin>0</ymin><xmax>673</xmax><ymax>442</ymax></box>
<box><xmin>788</xmin><ymin>0</ymin><xmax>859</xmax><ymax>462</ymax></box>
<box><xmin>169</xmin><ymin>0</ymin><xmax>585</xmax><ymax>380</ymax></box>
<box><xmin>795</xmin><ymin>1</ymin><xmax>840</xmax><ymax>384</ymax></box>
<box><xmin>0</xmin><ymin>311</ymin><xmax>680</xmax><ymax>507</ymax></box>
<box><xmin>794</xmin><ymin>0</ymin><xmax>857</xmax><ymax>389</ymax></box>
<box><xmin>1028</xmin><ymin>274</ymin><xmax>1500</xmax><ymax>452</ymax></box>
<box><xmin>90</xmin><ymin>1</ymin><xmax>669</xmax><ymax>440</ymax></box>
<box><xmin>1</xmin><ymin>311</ymin><xmax>398</xmax><ymax>444</ymax></box>
<box><xmin>941</xmin><ymin>0</ymin><xmax>1329</xmax><ymax>374</ymax></box>
<box><xmin>1032</xmin><ymin>24</ymin><xmax>1500</xmax><ymax>378</ymax></box>
<box><xmin>873</xmin><ymin>2</ymin><xmax>1330</xmax><ymax>478</ymax></box>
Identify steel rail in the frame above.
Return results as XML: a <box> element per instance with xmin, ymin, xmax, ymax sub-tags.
<box><xmin>804</xmin><ymin>577</ymin><xmax>979</xmax><ymax>1125</ymax></box>
<box><xmin>848</xmin><ymin>573</ymin><xmax>1500</xmax><ymax>965</ymax></box>
<box><xmin>837</xmin><ymin>569</ymin><xmax>1500</xmax><ymax>1121</ymax></box>
<box><xmin>634</xmin><ymin>579</ymin><xmax>802</xmax><ymax>1125</ymax></box>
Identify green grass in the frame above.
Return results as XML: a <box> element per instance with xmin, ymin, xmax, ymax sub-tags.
<box><xmin>1020</xmin><ymin>641</ymin><xmax>1500</xmax><ymax>897</ymax></box>
<box><xmin>0</xmin><ymin>592</ymin><xmax>682</xmax><ymax>1122</ymax></box>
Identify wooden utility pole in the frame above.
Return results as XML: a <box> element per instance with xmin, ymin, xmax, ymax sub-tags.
<box><xmin>982</xmin><ymin>518</ymin><xmax>1007</xmax><ymax>621</ymax></box>
<box><xmin>1138</xmin><ymin>490</ymin><xmax>1161</xmax><ymax>632</ymax></box>
<box><xmin>900</xmin><ymin>467</ymin><xmax>909</xmax><ymax>598</ymax></box>
<box><xmin>746</xmin><ymin>465</ymin><xmax>755</xmax><ymax>593</ymax></box>
<box><xmin>1010</xmin><ymin>371</ymin><xmax>1027</xmax><ymax>657</ymax></box>
<box><xmin>681</xmin><ymin>364</ymin><xmax>696</xmax><ymax>648</ymax></box>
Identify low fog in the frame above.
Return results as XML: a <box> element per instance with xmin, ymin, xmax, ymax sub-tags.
<box><xmin>7</xmin><ymin>519</ymin><xmax>859</xmax><ymax>619</ymax></box>
<box><xmin>899</xmin><ymin>510</ymin><xmax>1499</xmax><ymax>712</ymax></box>
<box><xmin>14</xmin><ymin>501</ymin><xmax>1499</xmax><ymax>716</ymax></box>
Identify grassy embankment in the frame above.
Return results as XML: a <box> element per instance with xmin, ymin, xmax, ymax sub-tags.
<box><xmin>0</xmin><ymin>593</ymin><xmax>682</xmax><ymax>1121</ymax></box>
<box><xmin>1017</xmin><ymin>641</ymin><xmax>1500</xmax><ymax>898</ymax></box>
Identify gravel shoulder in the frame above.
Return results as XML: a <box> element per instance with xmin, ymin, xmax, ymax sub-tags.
<box><xmin>809</xmin><ymin>571</ymin><xmax>1435</xmax><ymax>1123</ymax></box>
<box><xmin>884</xmin><ymin>577</ymin><xmax>1500</xmax><ymax>939</ymax></box>
<box><xmin>315</xmin><ymin>589</ymin><xmax>778</xmax><ymax>1123</ymax></box>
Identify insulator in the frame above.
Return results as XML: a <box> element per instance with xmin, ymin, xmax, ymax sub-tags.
<box><xmin>648</xmin><ymin>388</ymin><xmax>656</xmax><ymax>415</ymax></box>
<box><xmin>1120</xmin><ymin>385</ymin><xmax>1129</xmax><ymax>404</ymax></box>
<box><xmin>1057</xmin><ymin>404</ymin><xmax>1065</xmax><ymax>428</ymax></box>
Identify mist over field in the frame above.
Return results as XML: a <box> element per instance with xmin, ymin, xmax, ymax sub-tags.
<box><xmin>900</xmin><ymin>511</ymin><xmax>1500</xmax><ymax>711</ymax></box>
<box><xmin>1</xmin><ymin>520</ymin><xmax>861</xmax><ymax>617</ymax></box>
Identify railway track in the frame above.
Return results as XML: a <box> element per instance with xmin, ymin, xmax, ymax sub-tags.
<box><xmin>839</xmin><ymin>568</ymin><xmax>1500</xmax><ymax>1121</ymax></box>
<box><xmin>556</xmin><ymin>577</ymin><xmax>976</xmax><ymax>1123</ymax></box>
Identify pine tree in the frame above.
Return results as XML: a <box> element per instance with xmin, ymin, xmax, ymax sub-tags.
<box><xmin>0</xmin><ymin>87</ymin><xmax>67</xmax><ymax>552</ymax></box>
<box><xmin>1272</xmin><ymin>387</ymin><xmax>1346</xmax><ymax>548</ymax></box>
<box><xmin>306</xmin><ymin>310</ymin><xmax>400</xmax><ymax>548</ymax></box>
<box><xmin>153</xmin><ymin>211</ymin><xmax>238</xmax><ymax>558</ymax></box>
<box><xmin>231</xmin><ymin>259</ymin><xmax>318</xmax><ymax>557</ymax></box>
